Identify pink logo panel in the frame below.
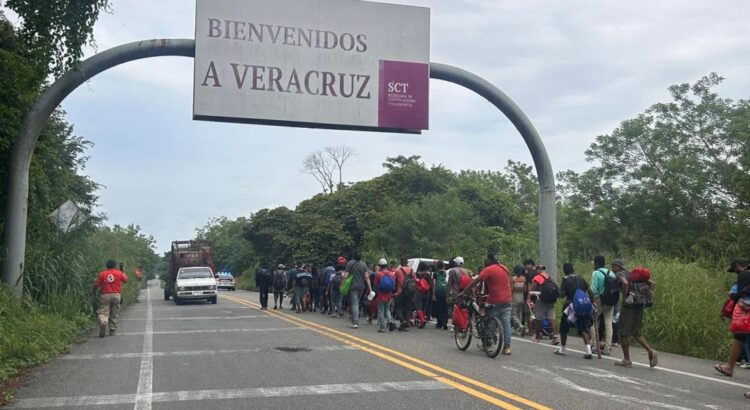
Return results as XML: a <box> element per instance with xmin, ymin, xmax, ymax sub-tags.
<box><xmin>378</xmin><ymin>60</ymin><xmax>429</xmax><ymax>130</ymax></box>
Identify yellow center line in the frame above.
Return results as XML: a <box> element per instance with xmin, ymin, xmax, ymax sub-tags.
<box><xmin>221</xmin><ymin>294</ymin><xmax>549</xmax><ymax>410</ymax></box>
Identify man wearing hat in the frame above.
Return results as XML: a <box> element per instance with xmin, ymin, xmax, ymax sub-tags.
<box><xmin>613</xmin><ymin>259</ymin><xmax>658</xmax><ymax>368</ymax></box>
<box><xmin>715</xmin><ymin>258</ymin><xmax>750</xmax><ymax>377</ymax></box>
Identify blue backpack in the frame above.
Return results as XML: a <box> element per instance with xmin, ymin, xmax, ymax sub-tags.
<box><xmin>572</xmin><ymin>277</ymin><xmax>593</xmax><ymax>316</ymax></box>
<box><xmin>379</xmin><ymin>273</ymin><xmax>395</xmax><ymax>293</ymax></box>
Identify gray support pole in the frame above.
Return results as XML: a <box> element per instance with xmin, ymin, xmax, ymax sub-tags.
<box><xmin>1</xmin><ymin>39</ymin><xmax>558</xmax><ymax>297</ymax></box>
<box><xmin>1</xmin><ymin>39</ymin><xmax>196</xmax><ymax>296</ymax></box>
<box><xmin>430</xmin><ymin>63</ymin><xmax>558</xmax><ymax>278</ymax></box>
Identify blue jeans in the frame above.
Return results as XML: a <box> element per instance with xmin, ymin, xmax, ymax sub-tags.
<box><xmin>349</xmin><ymin>287</ymin><xmax>363</xmax><ymax>325</ymax></box>
<box><xmin>488</xmin><ymin>304</ymin><xmax>512</xmax><ymax>348</ymax></box>
<box><xmin>378</xmin><ymin>300</ymin><xmax>393</xmax><ymax>330</ymax></box>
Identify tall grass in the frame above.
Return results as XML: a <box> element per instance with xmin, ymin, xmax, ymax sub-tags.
<box><xmin>1</xmin><ymin>249</ymin><xmax>145</xmax><ymax>388</ymax></box>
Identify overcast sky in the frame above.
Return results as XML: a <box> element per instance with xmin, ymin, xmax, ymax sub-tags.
<box><xmin>6</xmin><ymin>0</ymin><xmax>750</xmax><ymax>253</ymax></box>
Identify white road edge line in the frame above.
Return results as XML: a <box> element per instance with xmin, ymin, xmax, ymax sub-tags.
<box><xmin>115</xmin><ymin>327</ymin><xmax>306</xmax><ymax>336</ymax></box>
<box><xmin>60</xmin><ymin>345</ymin><xmax>357</xmax><ymax>360</ymax></box>
<box><xmin>511</xmin><ymin>336</ymin><xmax>750</xmax><ymax>389</ymax></box>
<box><xmin>9</xmin><ymin>380</ymin><xmax>449</xmax><ymax>408</ymax></box>
<box><xmin>133</xmin><ymin>285</ymin><xmax>153</xmax><ymax>410</ymax></box>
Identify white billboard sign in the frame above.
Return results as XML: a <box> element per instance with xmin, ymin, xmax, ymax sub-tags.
<box><xmin>193</xmin><ymin>0</ymin><xmax>430</xmax><ymax>133</ymax></box>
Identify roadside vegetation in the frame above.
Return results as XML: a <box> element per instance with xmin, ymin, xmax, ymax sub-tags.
<box><xmin>0</xmin><ymin>4</ymin><xmax>160</xmax><ymax>400</ymax></box>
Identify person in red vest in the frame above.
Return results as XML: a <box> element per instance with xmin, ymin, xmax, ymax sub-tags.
<box><xmin>94</xmin><ymin>260</ymin><xmax>128</xmax><ymax>337</ymax></box>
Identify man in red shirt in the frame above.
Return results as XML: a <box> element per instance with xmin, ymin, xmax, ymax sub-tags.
<box><xmin>94</xmin><ymin>260</ymin><xmax>128</xmax><ymax>337</ymax></box>
<box><xmin>459</xmin><ymin>256</ymin><xmax>513</xmax><ymax>355</ymax></box>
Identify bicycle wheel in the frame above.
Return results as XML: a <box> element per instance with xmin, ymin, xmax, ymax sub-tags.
<box><xmin>454</xmin><ymin>320</ymin><xmax>472</xmax><ymax>351</ymax></box>
<box><xmin>483</xmin><ymin>317</ymin><xmax>504</xmax><ymax>358</ymax></box>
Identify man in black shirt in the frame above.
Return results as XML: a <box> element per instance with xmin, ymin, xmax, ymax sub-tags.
<box><xmin>554</xmin><ymin>263</ymin><xmax>594</xmax><ymax>358</ymax></box>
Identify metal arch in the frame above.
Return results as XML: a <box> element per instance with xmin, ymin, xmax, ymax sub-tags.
<box><xmin>1</xmin><ymin>39</ymin><xmax>557</xmax><ymax>296</ymax></box>
<box><xmin>429</xmin><ymin>63</ymin><xmax>557</xmax><ymax>278</ymax></box>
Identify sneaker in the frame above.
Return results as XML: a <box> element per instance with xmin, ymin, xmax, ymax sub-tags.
<box><xmin>551</xmin><ymin>336</ymin><xmax>560</xmax><ymax>346</ymax></box>
<box><xmin>649</xmin><ymin>350</ymin><xmax>659</xmax><ymax>368</ymax></box>
<box><xmin>279</xmin><ymin>306</ymin><xmax>283</xmax><ymax>310</ymax></box>
<box><xmin>601</xmin><ymin>347</ymin><xmax>612</xmax><ymax>356</ymax></box>
<box><xmin>611</xmin><ymin>342</ymin><xmax>620</xmax><ymax>348</ymax></box>
<box><xmin>584</xmin><ymin>353</ymin><xmax>593</xmax><ymax>360</ymax></box>
<box><xmin>108</xmin><ymin>330</ymin><xmax>116</xmax><ymax>336</ymax></box>
<box><xmin>502</xmin><ymin>347</ymin><xmax>511</xmax><ymax>356</ymax></box>
<box><xmin>615</xmin><ymin>360</ymin><xmax>633</xmax><ymax>368</ymax></box>
<box><xmin>532</xmin><ymin>337</ymin><xmax>541</xmax><ymax>343</ymax></box>
<box><xmin>99</xmin><ymin>324</ymin><xmax>106</xmax><ymax>338</ymax></box>
<box><xmin>273</xmin><ymin>305</ymin><xmax>277</xmax><ymax>310</ymax></box>
<box><xmin>378</xmin><ymin>328</ymin><xmax>386</xmax><ymax>333</ymax></box>
<box><xmin>740</xmin><ymin>363</ymin><xmax>750</xmax><ymax>369</ymax></box>
<box><xmin>350</xmin><ymin>324</ymin><xmax>359</xmax><ymax>329</ymax></box>
<box><xmin>388</xmin><ymin>322</ymin><xmax>397</xmax><ymax>332</ymax></box>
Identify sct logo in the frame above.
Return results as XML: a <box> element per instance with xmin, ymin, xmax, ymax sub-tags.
<box><xmin>387</xmin><ymin>81</ymin><xmax>409</xmax><ymax>93</ymax></box>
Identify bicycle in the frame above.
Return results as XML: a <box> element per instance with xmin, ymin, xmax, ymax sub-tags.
<box><xmin>454</xmin><ymin>294</ymin><xmax>504</xmax><ymax>358</ymax></box>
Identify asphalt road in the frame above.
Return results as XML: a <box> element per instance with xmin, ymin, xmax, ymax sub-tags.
<box><xmin>7</xmin><ymin>281</ymin><xmax>750</xmax><ymax>409</ymax></box>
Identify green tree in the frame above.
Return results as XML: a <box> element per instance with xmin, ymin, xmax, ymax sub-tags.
<box><xmin>558</xmin><ymin>73</ymin><xmax>750</xmax><ymax>259</ymax></box>
<box><xmin>196</xmin><ymin>216</ymin><xmax>255</xmax><ymax>274</ymax></box>
<box><xmin>4</xmin><ymin>0</ymin><xmax>112</xmax><ymax>77</ymax></box>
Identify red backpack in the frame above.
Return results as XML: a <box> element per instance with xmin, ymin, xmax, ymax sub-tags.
<box><xmin>452</xmin><ymin>304</ymin><xmax>469</xmax><ymax>331</ymax></box>
<box><xmin>630</xmin><ymin>266</ymin><xmax>652</xmax><ymax>283</ymax></box>
<box><xmin>417</xmin><ymin>276</ymin><xmax>430</xmax><ymax>293</ymax></box>
<box><xmin>455</xmin><ymin>268</ymin><xmax>472</xmax><ymax>290</ymax></box>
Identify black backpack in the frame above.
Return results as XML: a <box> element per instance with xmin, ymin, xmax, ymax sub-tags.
<box><xmin>625</xmin><ymin>281</ymin><xmax>653</xmax><ymax>307</ymax></box>
<box><xmin>599</xmin><ymin>269</ymin><xmax>621</xmax><ymax>306</ymax></box>
<box><xmin>273</xmin><ymin>271</ymin><xmax>286</xmax><ymax>289</ymax></box>
<box><xmin>539</xmin><ymin>274</ymin><xmax>560</xmax><ymax>304</ymax></box>
<box><xmin>401</xmin><ymin>268</ymin><xmax>417</xmax><ymax>296</ymax></box>
<box><xmin>298</xmin><ymin>274</ymin><xmax>311</xmax><ymax>287</ymax></box>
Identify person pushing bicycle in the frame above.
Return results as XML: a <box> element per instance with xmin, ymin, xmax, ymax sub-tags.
<box><xmin>458</xmin><ymin>255</ymin><xmax>513</xmax><ymax>355</ymax></box>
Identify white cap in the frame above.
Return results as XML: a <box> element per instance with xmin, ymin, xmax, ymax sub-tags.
<box><xmin>454</xmin><ymin>256</ymin><xmax>464</xmax><ymax>266</ymax></box>
<box><xmin>378</xmin><ymin>258</ymin><xmax>387</xmax><ymax>266</ymax></box>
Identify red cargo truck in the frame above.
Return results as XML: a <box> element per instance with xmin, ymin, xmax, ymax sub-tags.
<box><xmin>163</xmin><ymin>240</ymin><xmax>215</xmax><ymax>301</ymax></box>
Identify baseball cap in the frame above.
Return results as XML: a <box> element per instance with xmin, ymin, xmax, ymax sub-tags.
<box><xmin>454</xmin><ymin>256</ymin><xmax>464</xmax><ymax>266</ymax></box>
<box><xmin>337</xmin><ymin>256</ymin><xmax>347</xmax><ymax>265</ymax></box>
<box><xmin>378</xmin><ymin>258</ymin><xmax>387</xmax><ymax>266</ymax></box>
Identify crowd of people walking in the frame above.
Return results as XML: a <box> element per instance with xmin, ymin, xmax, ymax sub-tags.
<box><xmin>253</xmin><ymin>254</ymin><xmax>662</xmax><ymax>363</ymax></box>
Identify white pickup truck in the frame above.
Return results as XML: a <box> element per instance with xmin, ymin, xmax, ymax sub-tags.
<box><xmin>174</xmin><ymin>267</ymin><xmax>218</xmax><ymax>305</ymax></box>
